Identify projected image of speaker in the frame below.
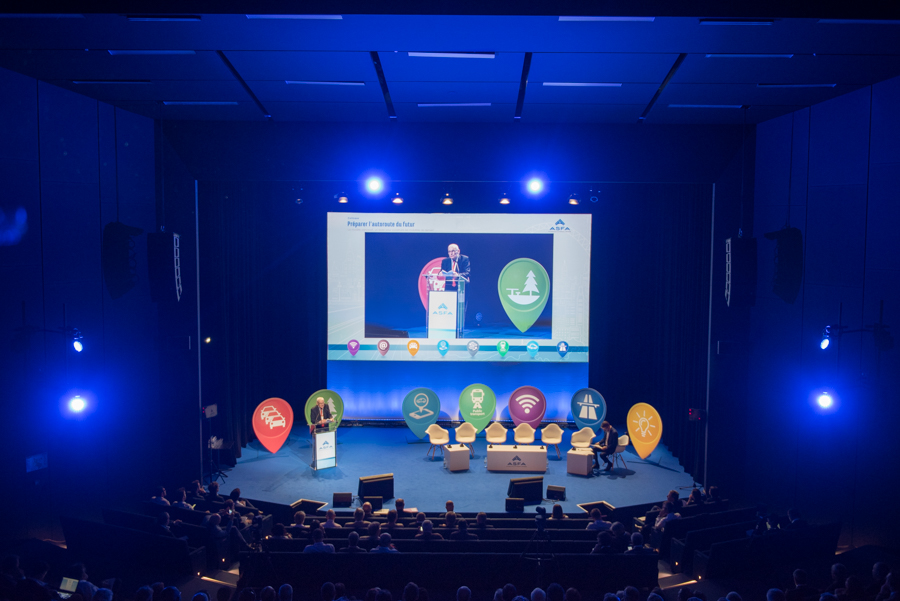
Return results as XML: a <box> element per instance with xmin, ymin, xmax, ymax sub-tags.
<box><xmin>358</xmin><ymin>473</ymin><xmax>394</xmax><ymax>500</ymax></box>
<box><xmin>507</xmin><ymin>476</ymin><xmax>543</xmax><ymax>504</ymax></box>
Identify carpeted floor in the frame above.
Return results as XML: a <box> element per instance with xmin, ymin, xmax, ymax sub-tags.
<box><xmin>226</xmin><ymin>425</ymin><xmax>695</xmax><ymax>515</ymax></box>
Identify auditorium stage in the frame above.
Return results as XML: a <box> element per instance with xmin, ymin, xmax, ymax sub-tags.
<box><xmin>225</xmin><ymin>426</ymin><xmax>694</xmax><ymax>515</ymax></box>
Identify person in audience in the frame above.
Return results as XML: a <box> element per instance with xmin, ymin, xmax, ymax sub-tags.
<box><xmin>385</xmin><ymin>510</ymin><xmax>403</xmax><ymax>531</ymax></box>
<box><xmin>457</xmin><ymin>587</ymin><xmax>472</xmax><ymax>601</ymax></box>
<box><xmin>545</xmin><ymin>584</ymin><xmax>564</xmax><ymax>601</ymax></box>
<box><xmin>550</xmin><ymin>505</ymin><xmax>568</xmax><ymax>520</ymax></box>
<box><xmin>218</xmin><ymin>588</ymin><xmax>233</xmax><ymax>601</ymax></box>
<box><xmin>187</xmin><ymin>481</ymin><xmax>207</xmax><ymax>503</ymax></box>
<box><xmin>868</xmin><ymin>563</ymin><xmax>891</xmax><ymax>598</ymax></box>
<box><xmin>229</xmin><ymin>489</ymin><xmax>258</xmax><ymax>512</ymax></box>
<box><xmin>170</xmin><ymin>488</ymin><xmax>192</xmax><ymax>510</ymax></box>
<box><xmin>591</xmin><ymin>531</ymin><xmax>616</xmax><ymax>554</ymax></box>
<box><xmin>443</xmin><ymin>512</ymin><xmax>458</xmax><ymax>531</ymax></box>
<box><xmin>501</xmin><ymin>585</ymin><xmax>517</xmax><ymax>601</ymax></box>
<box><xmin>93</xmin><ymin>589</ymin><xmax>113</xmax><ymax>601</ymax></box>
<box><xmin>602</xmin><ymin>594</ymin><xmax>618</xmax><ymax>601</ymax></box>
<box><xmin>610</xmin><ymin>522</ymin><xmax>630</xmax><ymax>552</ymax></box>
<box><xmin>291</xmin><ymin>511</ymin><xmax>309</xmax><ymax>532</ymax></box>
<box><xmin>364</xmin><ymin>589</ymin><xmax>380</xmax><ymax>601</ymax></box>
<box><xmin>685</xmin><ymin>488</ymin><xmax>704</xmax><ymax>506</ymax></box>
<box><xmin>270</xmin><ymin>524</ymin><xmax>290</xmax><ymax>539</ymax></box>
<box><xmin>324</xmin><ymin>510</ymin><xmax>342</xmax><ymax>529</ymax></box>
<box><xmin>339</xmin><ymin>531</ymin><xmax>366</xmax><ymax>553</ymax></box>
<box><xmin>725</xmin><ymin>593</ymin><xmax>741</xmax><ymax>601</ymax></box>
<box><xmin>193</xmin><ymin>593</ymin><xmax>209</xmax><ymax>601</ymax></box>
<box><xmin>207</xmin><ymin>513</ymin><xmax>251</xmax><ymax>553</ymax></box>
<box><xmin>767</xmin><ymin>591</ymin><xmax>786</xmax><ymax>601</ymax></box>
<box><xmin>351</xmin><ymin>508</ymin><xmax>370</xmax><ymax>531</ymax></box>
<box><xmin>443</xmin><ymin>500</ymin><xmax>455</xmax><ymax>516</ymax></box>
<box><xmin>415</xmin><ymin>513</ymin><xmax>427</xmax><ymax>529</ymax></box>
<box><xmin>785</xmin><ymin>509</ymin><xmax>808</xmax><ymax>529</ymax></box>
<box><xmin>64</xmin><ymin>563</ymin><xmax>98</xmax><ymax>601</ymax></box>
<box><xmin>321</xmin><ymin>583</ymin><xmax>335</xmax><ymax>601</ymax></box>
<box><xmin>836</xmin><ymin>577</ymin><xmax>866</xmax><ymax>601</ymax></box>
<box><xmin>277</xmin><ymin>586</ymin><xmax>291</xmax><ymax>601</ymax></box>
<box><xmin>370</xmin><ymin>533</ymin><xmax>398</xmax><ymax>553</ymax></box>
<box><xmin>401</xmin><ymin>582</ymin><xmax>418</xmax><ymax>601</ymax></box>
<box><xmin>493</xmin><ymin>590</ymin><xmax>503</xmax><ymax>601</ymax></box>
<box><xmin>787</xmin><ymin>569</ymin><xmax>819</xmax><ymax>601</ymax></box>
<box><xmin>1</xmin><ymin>555</ymin><xmax>24</xmax><ymax>599</ymax></box>
<box><xmin>450</xmin><ymin>519</ymin><xmax>478</xmax><ymax>541</ymax></box>
<box><xmin>531</xmin><ymin>589</ymin><xmax>545</xmax><ymax>601</ymax></box>
<box><xmin>236</xmin><ymin>590</ymin><xmax>254</xmax><ymax>601</ymax></box>
<box><xmin>705</xmin><ymin>485</ymin><xmax>721</xmax><ymax>503</ymax></box>
<box><xmin>623</xmin><ymin>588</ymin><xmax>639</xmax><ymax>601</ymax></box>
<box><xmin>158</xmin><ymin>588</ymin><xmax>181</xmax><ymax>601</ymax></box>
<box><xmin>151</xmin><ymin>583</ymin><xmax>165</xmax><ymax>599</ymax></box>
<box><xmin>361</xmin><ymin>502</ymin><xmax>374</xmax><ymax>519</ymax></box>
<box><xmin>564</xmin><ymin>589</ymin><xmax>580</xmax><ymax>601</ymax></box>
<box><xmin>206</xmin><ymin>482</ymin><xmax>224</xmax><ymax>503</ymax></box>
<box><xmin>647</xmin><ymin>595</ymin><xmax>664</xmax><ymax>601</ymax></box>
<box><xmin>586</xmin><ymin>508</ymin><xmax>612</xmax><ymax>531</ymax></box>
<box><xmin>364</xmin><ymin>522</ymin><xmax>382</xmax><ymax>548</ymax></box>
<box><xmin>334</xmin><ymin>584</ymin><xmax>348</xmax><ymax>601</ymax></box>
<box><xmin>151</xmin><ymin>487</ymin><xmax>170</xmax><ymax>506</ymax></box>
<box><xmin>17</xmin><ymin>557</ymin><xmax>55</xmax><ymax>601</ymax></box>
<box><xmin>827</xmin><ymin>565</ymin><xmax>851</xmax><ymax>594</ymax></box>
<box><xmin>655</xmin><ymin>501</ymin><xmax>681</xmax><ymax>531</ymax></box>
<box><xmin>625</xmin><ymin>532</ymin><xmax>658</xmax><ymax>555</ymax></box>
<box><xmin>156</xmin><ymin>512</ymin><xmax>188</xmax><ymax>541</ymax></box>
<box><xmin>875</xmin><ymin>572</ymin><xmax>898</xmax><ymax>601</ymax></box>
<box><xmin>415</xmin><ymin>520</ymin><xmax>443</xmax><ymax>540</ymax></box>
<box><xmin>134</xmin><ymin>587</ymin><xmax>153</xmax><ymax>601</ymax></box>
<box><xmin>302</xmin><ymin>528</ymin><xmax>334</xmax><ymax>553</ymax></box>
<box><xmin>308</xmin><ymin>519</ymin><xmax>322</xmax><ymax>533</ymax></box>
<box><xmin>474</xmin><ymin>513</ymin><xmax>493</xmax><ymax>530</ymax></box>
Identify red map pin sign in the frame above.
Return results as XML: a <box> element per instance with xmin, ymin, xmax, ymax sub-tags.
<box><xmin>252</xmin><ymin>397</ymin><xmax>294</xmax><ymax>453</ymax></box>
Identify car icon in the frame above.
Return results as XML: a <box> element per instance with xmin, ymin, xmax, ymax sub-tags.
<box><xmin>260</xmin><ymin>405</ymin><xmax>278</xmax><ymax>419</ymax></box>
<box><xmin>268</xmin><ymin>415</ymin><xmax>286</xmax><ymax>428</ymax></box>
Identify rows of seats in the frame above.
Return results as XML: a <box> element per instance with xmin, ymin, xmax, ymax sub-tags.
<box><xmin>668</xmin><ymin>520</ymin><xmax>757</xmax><ymax>574</ymax></box>
<box><xmin>282</xmin><ymin>526</ymin><xmax>599</xmax><ymax>540</ymax></box>
<box><xmin>264</xmin><ymin>537</ymin><xmax>598</xmax><ymax>553</ymax></box>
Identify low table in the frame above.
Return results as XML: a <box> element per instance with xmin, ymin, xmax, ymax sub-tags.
<box><xmin>486</xmin><ymin>444</ymin><xmax>548</xmax><ymax>472</ymax></box>
<box><xmin>444</xmin><ymin>444</ymin><xmax>470</xmax><ymax>472</ymax></box>
<box><xmin>567</xmin><ymin>448</ymin><xmax>595</xmax><ymax>476</ymax></box>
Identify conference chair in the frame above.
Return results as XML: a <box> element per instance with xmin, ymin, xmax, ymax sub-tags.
<box><xmin>454</xmin><ymin>422</ymin><xmax>477</xmax><ymax>457</ymax></box>
<box><xmin>425</xmin><ymin>424</ymin><xmax>450</xmax><ymax>459</ymax></box>
<box><xmin>569</xmin><ymin>427</ymin><xmax>596</xmax><ymax>449</ymax></box>
<box><xmin>612</xmin><ymin>434</ymin><xmax>630</xmax><ymax>469</ymax></box>
<box><xmin>485</xmin><ymin>422</ymin><xmax>507</xmax><ymax>448</ymax></box>
<box><xmin>539</xmin><ymin>423</ymin><xmax>564</xmax><ymax>459</ymax></box>
<box><xmin>512</xmin><ymin>423</ymin><xmax>535</xmax><ymax>448</ymax></box>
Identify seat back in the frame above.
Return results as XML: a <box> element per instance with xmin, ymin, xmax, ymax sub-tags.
<box><xmin>616</xmin><ymin>435</ymin><xmax>629</xmax><ymax>452</ymax></box>
<box><xmin>570</xmin><ymin>427</ymin><xmax>595</xmax><ymax>448</ymax></box>
<box><xmin>425</xmin><ymin>424</ymin><xmax>448</xmax><ymax>443</ymax></box>
<box><xmin>455</xmin><ymin>422</ymin><xmax>477</xmax><ymax>441</ymax></box>
<box><xmin>540</xmin><ymin>423</ymin><xmax>564</xmax><ymax>443</ymax></box>
<box><xmin>513</xmin><ymin>423</ymin><xmax>535</xmax><ymax>444</ymax></box>
<box><xmin>485</xmin><ymin>421</ymin><xmax>508</xmax><ymax>443</ymax></box>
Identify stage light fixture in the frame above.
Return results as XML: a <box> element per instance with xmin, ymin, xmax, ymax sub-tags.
<box><xmin>392</xmin><ymin>193</ymin><xmax>403</xmax><ymax>204</ymax></box>
<box><xmin>69</xmin><ymin>395</ymin><xmax>86</xmax><ymax>412</ymax></box>
<box><xmin>527</xmin><ymin>178</ymin><xmax>544</xmax><ymax>194</ymax></box>
<box><xmin>335</xmin><ymin>192</ymin><xmax>349</xmax><ymax>203</ymax></box>
<box><xmin>820</xmin><ymin>326</ymin><xmax>833</xmax><ymax>350</ymax></box>
<box><xmin>205</xmin><ymin>337</ymin><xmax>212</xmax><ymax>343</ymax></box>
<box><xmin>72</xmin><ymin>328</ymin><xmax>84</xmax><ymax>352</ymax></box>
<box><xmin>568</xmin><ymin>193</ymin><xmax>580</xmax><ymax>205</ymax></box>
<box><xmin>816</xmin><ymin>392</ymin><xmax>832</xmax><ymax>409</ymax></box>
<box><xmin>499</xmin><ymin>193</ymin><xmax>510</xmax><ymax>205</ymax></box>
<box><xmin>441</xmin><ymin>193</ymin><xmax>453</xmax><ymax>205</ymax></box>
<box><xmin>366</xmin><ymin>177</ymin><xmax>384</xmax><ymax>194</ymax></box>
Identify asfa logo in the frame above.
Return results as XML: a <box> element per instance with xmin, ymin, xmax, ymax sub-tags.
<box><xmin>432</xmin><ymin>302</ymin><xmax>453</xmax><ymax>316</ymax></box>
<box><xmin>320</xmin><ymin>440</ymin><xmax>332</xmax><ymax>449</ymax></box>
<box><xmin>549</xmin><ymin>218</ymin><xmax>571</xmax><ymax>231</ymax></box>
<box><xmin>508</xmin><ymin>455</ymin><xmax>528</xmax><ymax>467</ymax></box>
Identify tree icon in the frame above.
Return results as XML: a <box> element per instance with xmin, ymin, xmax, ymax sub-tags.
<box><xmin>523</xmin><ymin>270</ymin><xmax>539</xmax><ymax>296</ymax></box>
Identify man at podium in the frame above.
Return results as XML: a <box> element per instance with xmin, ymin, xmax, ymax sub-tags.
<box><xmin>441</xmin><ymin>244</ymin><xmax>470</xmax><ymax>285</ymax></box>
<box><xmin>309</xmin><ymin>396</ymin><xmax>334</xmax><ymax>434</ymax></box>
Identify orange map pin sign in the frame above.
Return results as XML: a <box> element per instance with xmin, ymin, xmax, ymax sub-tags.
<box><xmin>408</xmin><ymin>340</ymin><xmax>420</xmax><ymax>356</ymax></box>
<box><xmin>252</xmin><ymin>397</ymin><xmax>294</xmax><ymax>453</ymax></box>
<box><xmin>627</xmin><ymin>402</ymin><xmax>662</xmax><ymax>460</ymax></box>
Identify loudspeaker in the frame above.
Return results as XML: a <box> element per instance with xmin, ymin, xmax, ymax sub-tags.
<box><xmin>725</xmin><ymin>236</ymin><xmax>757</xmax><ymax>308</ymax></box>
<box><xmin>547</xmin><ymin>485</ymin><xmax>566</xmax><ymax>501</ymax></box>
<box><xmin>358</xmin><ymin>473</ymin><xmax>394</xmax><ymax>500</ymax></box>
<box><xmin>505</xmin><ymin>498</ymin><xmax>525</xmax><ymax>512</ymax></box>
<box><xmin>764</xmin><ymin>227</ymin><xmax>803</xmax><ymax>304</ymax></box>
<box><xmin>507</xmin><ymin>476</ymin><xmax>543</xmax><ymax>504</ymax></box>
<box><xmin>147</xmin><ymin>231</ymin><xmax>182</xmax><ymax>303</ymax></box>
<box><xmin>333</xmin><ymin>492</ymin><xmax>353</xmax><ymax>508</ymax></box>
<box><xmin>102</xmin><ymin>221</ymin><xmax>143</xmax><ymax>299</ymax></box>
<box><xmin>290</xmin><ymin>499</ymin><xmax>327</xmax><ymax>514</ymax></box>
<box><xmin>363</xmin><ymin>496</ymin><xmax>383</xmax><ymax>510</ymax></box>
<box><xmin>577</xmin><ymin>501</ymin><xmax>615</xmax><ymax>516</ymax></box>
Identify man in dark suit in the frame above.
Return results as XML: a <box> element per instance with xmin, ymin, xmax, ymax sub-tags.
<box><xmin>591</xmin><ymin>421</ymin><xmax>618</xmax><ymax>471</ymax></box>
<box><xmin>440</xmin><ymin>244</ymin><xmax>470</xmax><ymax>284</ymax></box>
<box><xmin>310</xmin><ymin>397</ymin><xmax>333</xmax><ymax>432</ymax></box>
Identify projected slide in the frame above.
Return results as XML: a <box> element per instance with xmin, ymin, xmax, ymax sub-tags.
<box><xmin>327</xmin><ymin>213</ymin><xmax>590</xmax><ymax>362</ymax></box>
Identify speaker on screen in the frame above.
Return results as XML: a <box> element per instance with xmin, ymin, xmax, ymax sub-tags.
<box><xmin>147</xmin><ymin>231</ymin><xmax>182</xmax><ymax>303</ymax></box>
<box><xmin>507</xmin><ymin>476</ymin><xmax>543</xmax><ymax>504</ymax></box>
<box><xmin>505</xmin><ymin>498</ymin><xmax>525</xmax><ymax>512</ymax></box>
<box><xmin>333</xmin><ymin>492</ymin><xmax>353</xmax><ymax>508</ymax></box>
<box><xmin>725</xmin><ymin>236</ymin><xmax>757</xmax><ymax>308</ymax></box>
<box><xmin>102</xmin><ymin>221</ymin><xmax>143</xmax><ymax>299</ymax></box>
<box><xmin>358</xmin><ymin>473</ymin><xmax>394</xmax><ymax>500</ymax></box>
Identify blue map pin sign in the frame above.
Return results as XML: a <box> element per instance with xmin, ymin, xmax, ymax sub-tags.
<box><xmin>526</xmin><ymin>341</ymin><xmax>540</xmax><ymax>358</ymax></box>
<box><xmin>437</xmin><ymin>340</ymin><xmax>449</xmax><ymax>357</ymax></box>
<box><xmin>557</xmin><ymin>341</ymin><xmax>568</xmax><ymax>358</ymax></box>
<box><xmin>571</xmin><ymin>388</ymin><xmax>607</xmax><ymax>432</ymax></box>
<box><xmin>402</xmin><ymin>388</ymin><xmax>441</xmax><ymax>439</ymax></box>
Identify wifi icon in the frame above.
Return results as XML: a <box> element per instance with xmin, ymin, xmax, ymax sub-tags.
<box><xmin>516</xmin><ymin>394</ymin><xmax>540</xmax><ymax>414</ymax></box>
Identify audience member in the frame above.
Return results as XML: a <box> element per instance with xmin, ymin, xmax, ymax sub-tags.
<box><xmin>276</xmin><ymin>586</ymin><xmax>290</xmax><ymax>601</ymax></box>
<box><xmin>171</xmin><ymin>488</ymin><xmax>192</xmax><ymax>510</ymax></box>
<box><xmin>685</xmin><ymin>488</ymin><xmax>704</xmax><ymax>506</ymax></box>
<box><xmin>705</xmin><ymin>486</ymin><xmax>721</xmax><ymax>504</ymax></box>
<box><xmin>93</xmin><ymin>590</ymin><xmax>113</xmax><ymax>601</ymax></box>
<box><xmin>187</xmin><ymin>481</ymin><xmax>207</xmax><ymax>502</ymax></box>
<box><xmin>785</xmin><ymin>509</ymin><xmax>808</xmax><ymax>529</ymax></box>
<box><xmin>836</xmin><ymin>577</ymin><xmax>865</xmax><ymax>601</ymax></box>
<box><xmin>158</xmin><ymin>588</ymin><xmax>181</xmax><ymax>601</ymax></box>
<box><xmin>155</xmin><ymin>513</ymin><xmax>187</xmax><ymax>541</ymax></box>
<box><xmin>324</xmin><ymin>510</ymin><xmax>342</xmax><ymax>529</ymax></box>
<box><xmin>385</xmin><ymin>510</ymin><xmax>403</xmax><ymax>531</ymax></box>
<box><xmin>586</xmin><ymin>508</ymin><xmax>612</xmax><ymax>531</ymax></box>
<box><xmin>17</xmin><ymin>557</ymin><xmax>54</xmax><ymax>601</ymax></box>
<box><xmin>338</xmin><ymin>531</ymin><xmax>365</xmax><ymax>553</ymax></box>
<box><xmin>591</xmin><ymin>532</ymin><xmax>616</xmax><ymax>554</ymax></box>
<box><xmin>395</xmin><ymin>499</ymin><xmax>409</xmax><ymax>514</ymax></box>
<box><xmin>134</xmin><ymin>587</ymin><xmax>153</xmax><ymax>601</ymax></box>
<box><xmin>351</xmin><ymin>508</ymin><xmax>370</xmax><ymax>531</ymax></box>
<box><xmin>457</xmin><ymin>587</ymin><xmax>472</xmax><ymax>601</ymax></box>
<box><xmin>623</xmin><ymin>587</ymin><xmax>639</xmax><ymax>601</ymax></box>
<box><xmin>401</xmin><ymin>583</ymin><xmax>418</xmax><ymax>601</ymax></box>
<box><xmin>502</xmin><ymin>584</ymin><xmax>517</xmax><ymax>601</ymax></box>
<box><xmin>564</xmin><ymin>589</ymin><xmax>581</xmax><ymax>601</ymax></box>
<box><xmin>655</xmin><ymin>501</ymin><xmax>681</xmax><ymax>531</ymax></box>
<box><xmin>868</xmin><ymin>564</ymin><xmax>890</xmax><ymax>598</ymax></box>
<box><xmin>550</xmin><ymin>505</ymin><xmax>568</xmax><ymax>520</ymax></box>
<box><xmin>64</xmin><ymin>563</ymin><xmax>98</xmax><ymax>601</ymax></box>
<box><xmin>375</xmin><ymin>591</ymin><xmax>392</xmax><ymax>601</ymax></box>
<box><xmin>270</xmin><ymin>524</ymin><xmax>290</xmax><ymax>539</ymax></box>
<box><xmin>874</xmin><ymin>573</ymin><xmax>898</xmax><ymax>601</ymax></box>
<box><xmin>450</xmin><ymin>519</ymin><xmax>478</xmax><ymax>541</ymax></box>
<box><xmin>625</xmin><ymin>532</ymin><xmax>658</xmax><ymax>555</ymax></box>
<box><xmin>365</xmin><ymin>522</ymin><xmax>382</xmax><ymax>548</ymax></box>
<box><xmin>334</xmin><ymin>584</ymin><xmax>347</xmax><ymax>601</ymax></box>
<box><xmin>531</xmin><ymin>590</ymin><xmax>545</xmax><ymax>601</ymax></box>
<box><xmin>193</xmin><ymin>594</ymin><xmax>209</xmax><ymax>601</ymax></box>
<box><xmin>229</xmin><ymin>489</ymin><xmax>258</xmax><ymax>512</ymax></box>
<box><xmin>474</xmin><ymin>513</ymin><xmax>493</xmax><ymax>530</ymax></box>
<box><xmin>827</xmin><ymin>565</ymin><xmax>851</xmax><ymax>594</ymax></box>
<box><xmin>206</xmin><ymin>482</ymin><xmax>224</xmax><ymax>503</ymax></box>
<box><xmin>150</xmin><ymin>487</ymin><xmax>170</xmax><ymax>506</ymax></box>
<box><xmin>787</xmin><ymin>569</ymin><xmax>819</xmax><ymax>601</ymax></box>
<box><xmin>767</xmin><ymin>591</ymin><xmax>786</xmax><ymax>601</ymax></box>
<box><xmin>444</xmin><ymin>512</ymin><xmax>458</xmax><ymax>531</ymax></box>
<box><xmin>321</xmin><ymin>583</ymin><xmax>335</xmax><ymax>601</ymax></box>
<box><xmin>415</xmin><ymin>521</ymin><xmax>443</xmax><ymax>540</ymax></box>
<box><xmin>418</xmin><ymin>588</ymin><xmax>429</xmax><ymax>601</ymax></box>
<box><xmin>303</xmin><ymin>528</ymin><xmax>335</xmax><ymax>553</ymax></box>
<box><xmin>444</xmin><ymin>501</ymin><xmax>455</xmax><ymax>516</ymax></box>
<box><xmin>610</xmin><ymin>522</ymin><xmax>629</xmax><ymax>553</ymax></box>
<box><xmin>546</xmin><ymin>584</ymin><xmax>564</xmax><ymax>601</ymax></box>
<box><xmin>361</xmin><ymin>502</ymin><xmax>374</xmax><ymax>519</ymax></box>
<box><xmin>291</xmin><ymin>511</ymin><xmax>308</xmax><ymax>532</ymax></box>
<box><xmin>415</xmin><ymin>513</ymin><xmax>427</xmax><ymax>529</ymax></box>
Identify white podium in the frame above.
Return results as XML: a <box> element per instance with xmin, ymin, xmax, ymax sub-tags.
<box><xmin>423</xmin><ymin>275</ymin><xmax>467</xmax><ymax>338</ymax></box>
<box><xmin>311</xmin><ymin>429</ymin><xmax>336</xmax><ymax>470</ymax></box>
<box><xmin>486</xmin><ymin>444</ymin><xmax>548</xmax><ymax>472</ymax></box>
<box><xmin>443</xmin><ymin>444</ymin><xmax>470</xmax><ymax>472</ymax></box>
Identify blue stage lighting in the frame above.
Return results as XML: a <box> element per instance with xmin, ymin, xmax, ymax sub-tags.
<box><xmin>527</xmin><ymin>178</ymin><xmax>543</xmax><ymax>194</ymax></box>
<box><xmin>820</xmin><ymin>326</ymin><xmax>832</xmax><ymax>350</ymax></box>
<box><xmin>817</xmin><ymin>392</ymin><xmax>832</xmax><ymax>409</ymax></box>
<box><xmin>366</xmin><ymin>177</ymin><xmax>384</xmax><ymax>194</ymax></box>
<box><xmin>73</xmin><ymin>339</ymin><xmax>83</xmax><ymax>352</ymax></box>
<box><xmin>820</xmin><ymin>338</ymin><xmax>829</xmax><ymax>350</ymax></box>
<box><xmin>69</xmin><ymin>396</ymin><xmax>86</xmax><ymax>412</ymax></box>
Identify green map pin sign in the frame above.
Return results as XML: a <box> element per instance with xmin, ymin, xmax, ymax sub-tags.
<box><xmin>402</xmin><ymin>387</ymin><xmax>440</xmax><ymax>439</ymax></box>
<box><xmin>498</xmin><ymin>258</ymin><xmax>551</xmax><ymax>333</ymax></box>
<box><xmin>459</xmin><ymin>383</ymin><xmax>497</xmax><ymax>433</ymax></box>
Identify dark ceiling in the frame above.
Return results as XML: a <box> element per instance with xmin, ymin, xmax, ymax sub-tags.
<box><xmin>1</xmin><ymin>11</ymin><xmax>899</xmax><ymax>124</ymax></box>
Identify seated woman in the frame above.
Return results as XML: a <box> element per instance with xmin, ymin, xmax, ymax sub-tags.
<box><xmin>550</xmin><ymin>504</ymin><xmax>568</xmax><ymax>520</ymax></box>
<box><xmin>654</xmin><ymin>501</ymin><xmax>681</xmax><ymax>531</ymax></box>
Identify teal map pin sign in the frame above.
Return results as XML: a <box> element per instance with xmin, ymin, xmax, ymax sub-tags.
<box><xmin>526</xmin><ymin>340</ymin><xmax>540</xmax><ymax>358</ymax></box>
<box><xmin>402</xmin><ymin>388</ymin><xmax>440</xmax><ymax>439</ymax></box>
<box><xmin>497</xmin><ymin>340</ymin><xmax>509</xmax><ymax>357</ymax></box>
<box><xmin>459</xmin><ymin>383</ymin><xmax>496</xmax><ymax>433</ymax></box>
<box><xmin>498</xmin><ymin>258</ymin><xmax>551</xmax><ymax>333</ymax></box>
<box><xmin>437</xmin><ymin>340</ymin><xmax>449</xmax><ymax>356</ymax></box>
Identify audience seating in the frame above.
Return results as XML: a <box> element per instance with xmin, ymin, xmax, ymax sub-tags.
<box><xmin>668</xmin><ymin>520</ymin><xmax>757</xmax><ymax>574</ymax></box>
<box><xmin>265</xmin><ymin>537</ymin><xmax>598</xmax><ymax>554</ymax></box>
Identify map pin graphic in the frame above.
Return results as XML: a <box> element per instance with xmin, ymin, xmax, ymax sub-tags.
<box><xmin>526</xmin><ymin>340</ymin><xmax>540</xmax><ymax>358</ymax></box>
<box><xmin>459</xmin><ymin>383</ymin><xmax>496</xmax><ymax>433</ymax></box>
<box><xmin>252</xmin><ymin>397</ymin><xmax>294</xmax><ymax>454</ymax></box>
<box><xmin>437</xmin><ymin>340</ymin><xmax>449</xmax><ymax>357</ymax></box>
<box><xmin>508</xmin><ymin>385</ymin><xmax>547</xmax><ymax>429</ymax></box>
<box><xmin>347</xmin><ymin>340</ymin><xmax>359</xmax><ymax>356</ymax></box>
<box><xmin>402</xmin><ymin>387</ymin><xmax>440</xmax><ymax>439</ymax></box>
<box><xmin>497</xmin><ymin>258</ymin><xmax>551</xmax><ymax>333</ymax></box>
<box><xmin>557</xmin><ymin>341</ymin><xmax>569</xmax><ymax>358</ymax></box>
<box><xmin>627</xmin><ymin>402</ymin><xmax>663</xmax><ymax>460</ymax></box>
<box><xmin>407</xmin><ymin>340</ymin><xmax>419</xmax><ymax>357</ymax></box>
<box><xmin>377</xmin><ymin>339</ymin><xmax>390</xmax><ymax>356</ymax></box>
<box><xmin>571</xmin><ymin>388</ymin><xmax>607</xmax><ymax>433</ymax></box>
<box><xmin>497</xmin><ymin>340</ymin><xmax>509</xmax><ymax>357</ymax></box>
<box><xmin>467</xmin><ymin>340</ymin><xmax>479</xmax><ymax>357</ymax></box>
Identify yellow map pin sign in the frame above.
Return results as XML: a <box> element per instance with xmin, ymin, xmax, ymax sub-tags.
<box><xmin>627</xmin><ymin>403</ymin><xmax>663</xmax><ymax>460</ymax></box>
<box><xmin>407</xmin><ymin>340</ymin><xmax>420</xmax><ymax>357</ymax></box>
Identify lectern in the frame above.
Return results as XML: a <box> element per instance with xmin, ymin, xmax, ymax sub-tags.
<box><xmin>422</xmin><ymin>273</ymin><xmax>467</xmax><ymax>338</ymax></box>
<box><xmin>311</xmin><ymin>427</ymin><xmax>336</xmax><ymax>470</ymax></box>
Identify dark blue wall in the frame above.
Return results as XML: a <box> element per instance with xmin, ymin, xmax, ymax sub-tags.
<box><xmin>743</xmin><ymin>76</ymin><xmax>900</xmax><ymax>548</ymax></box>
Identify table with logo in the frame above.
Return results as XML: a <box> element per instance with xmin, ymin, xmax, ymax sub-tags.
<box><xmin>486</xmin><ymin>444</ymin><xmax>548</xmax><ymax>472</ymax></box>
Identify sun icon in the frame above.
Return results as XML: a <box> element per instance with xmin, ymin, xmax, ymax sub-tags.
<box><xmin>632</xmin><ymin>410</ymin><xmax>656</xmax><ymax>438</ymax></box>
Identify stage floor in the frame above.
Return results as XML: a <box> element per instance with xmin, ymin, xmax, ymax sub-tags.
<box><xmin>226</xmin><ymin>425</ymin><xmax>695</xmax><ymax>515</ymax></box>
